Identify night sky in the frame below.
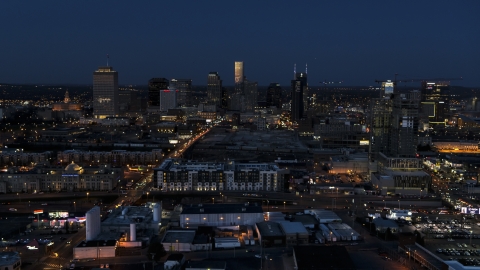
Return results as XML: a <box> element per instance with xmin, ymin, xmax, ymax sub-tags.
<box><xmin>0</xmin><ymin>1</ymin><xmax>479</xmax><ymax>87</ymax></box>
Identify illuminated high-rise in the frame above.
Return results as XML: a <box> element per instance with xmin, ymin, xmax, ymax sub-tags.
<box><xmin>207</xmin><ymin>72</ymin><xmax>222</xmax><ymax>107</ymax></box>
<box><xmin>170</xmin><ymin>78</ymin><xmax>192</xmax><ymax>107</ymax></box>
<box><xmin>234</xmin><ymin>61</ymin><xmax>244</xmax><ymax>93</ymax></box>
<box><xmin>420</xmin><ymin>81</ymin><xmax>450</xmax><ymax>126</ymax></box>
<box><xmin>93</xmin><ymin>66</ymin><xmax>118</xmax><ymax>119</ymax></box>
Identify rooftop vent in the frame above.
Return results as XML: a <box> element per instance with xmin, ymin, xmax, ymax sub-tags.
<box><xmin>200</xmin><ymin>208</ymin><xmax>204</xmax><ymax>213</ymax></box>
<box><xmin>198</xmin><ymin>204</ymin><xmax>203</xmax><ymax>207</ymax></box>
<box><xmin>242</xmin><ymin>208</ymin><xmax>246</xmax><ymax>212</ymax></box>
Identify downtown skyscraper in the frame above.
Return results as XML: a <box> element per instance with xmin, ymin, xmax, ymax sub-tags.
<box><xmin>290</xmin><ymin>72</ymin><xmax>307</xmax><ymax>122</ymax></box>
<box><xmin>148</xmin><ymin>78</ymin><xmax>169</xmax><ymax>110</ymax></box>
<box><xmin>266</xmin><ymin>83</ymin><xmax>283</xmax><ymax>108</ymax></box>
<box><xmin>170</xmin><ymin>78</ymin><xmax>192</xmax><ymax>107</ymax></box>
<box><xmin>93</xmin><ymin>66</ymin><xmax>118</xmax><ymax>119</ymax></box>
<box><xmin>207</xmin><ymin>72</ymin><xmax>222</xmax><ymax>107</ymax></box>
<box><xmin>234</xmin><ymin>61</ymin><xmax>244</xmax><ymax>94</ymax></box>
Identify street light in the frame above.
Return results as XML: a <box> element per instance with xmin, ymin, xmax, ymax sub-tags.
<box><xmin>147</xmin><ymin>192</ymin><xmax>149</xmax><ymax>203</ymax></box>
<box><xmin>87</xmin><ymin>192</ymin><xmax>89</xmax><ymax>204</ymax></box>
<box><xmin>212</xmin><ymin>197</ymin><xmax>215</xmax><ymax>204</ymax></box>
<box><xmin>284</xmin><ymin>201</ymin><xmax>286</xmax><ymax>210</ymax></box>
<box><xmin>398</xmin><ymin>200</ymin><xmax>400</xmax><ymax>209</ymax></box>
<box><xmin>383</xmin><ymin>200</ymin><xmax>386</xmax><ymax>208</ymax></box>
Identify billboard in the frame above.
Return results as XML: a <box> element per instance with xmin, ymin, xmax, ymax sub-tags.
<box><xmin>461</xmin><ymin>207</ymin><xmax>480</xmax><ymax>215</ymax></box>
<box><xmin>33</xmin><ymin>209</ymin><xmax>43</xmax><ymax>214</ymax></box>
<box><xmin>383</xmin><ymin>81</ymin><xmax>394</xmax><ymax>95</ymax></box>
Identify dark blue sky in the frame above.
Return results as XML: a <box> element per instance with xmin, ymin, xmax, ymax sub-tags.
<box><xmin>1</xmin><ymin>1</ymin><xmax>479</xmax><ymax>87</ymax></box>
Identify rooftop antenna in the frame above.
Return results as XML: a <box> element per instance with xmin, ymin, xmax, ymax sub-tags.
<box><xmin>294</xmin><ymin>63</ymin><xmax>296</xmax><ymax>79</ymax></box>
<box><xmin>305</xmin><ymin>63</ymin><xmax>308</xmax><ymax>74</ymax></box>
<box><xmin>107</xmin><ymin>54</ymin><xmax>109</xmax><ymax>66</ymax></box>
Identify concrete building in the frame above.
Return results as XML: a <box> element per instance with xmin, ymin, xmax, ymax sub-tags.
<box><xmin>162</xmin><ymin>230</ymin><xmax>196</xmax><ymax>252</ymax></box>
<box><xmin>86</xmin><ymin>206</ymin><xmax>101</xmax><ymax>241</ymax></box>
<box><xmin>306</xmin><ymin>209</ymin><xmax>342</xmax><ymax>224</ymax></box>
<box><xmin>93</xmin><ymin>66</ymin><xmax>119</xmax><ymax>119</ymax></box>
<box><xmin>0</xmin><ymin>252</ymin><xmax>21</xmax><ymax>270</ymax></box>
<box><xmin>73</xmin><ymin>239</ymin><xmax>117</xmax><ymax>259</ymax></box>
<box><xmin>101</xmin><ymin>203</ymin><xmax>162</xmax><ymax>240</ymax></box>
<box><xmin>372</xmin><ymin>218</ymin><xmax>399</xmax><ymax>234</ymax></box>
<box><xmin>255</xmin><ymin>221</ymin><xmax>285</xmax><ymax>246</ymax></box>
<box><xmin>159</xmin><ymin>87</ymin><xmax>178</xmax><ymax>112</ymax></box>
<box><xmin>154</xmin><ymin>159</ymin><xmax>283</xmax><ymax>192</ymax></box>
<box><xmin>278</xmin><ymin>221</ymin><xmax>309</xmax><ymax>246</ymax></box>
<box><xmin>179</xmin><ymin>203</ymin><xmax>264</xmax><ymax>228</ymax></box>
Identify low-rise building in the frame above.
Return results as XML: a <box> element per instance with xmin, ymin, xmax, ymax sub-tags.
<box><xmin>278</xmin><ymin>221</ymin><xmax>309</xmax><ymax>246</ymax></box>
<box><xmin>180</xmin><ymin>203</ymin><xmax>264</xmax><ymax>228</ymax></box>
<box><xmin>0</xmin><ymin>252</ymin><xmax>21</xmax><ymax>270</ymax></box>
<box><xmin>255</xmin><ymin>221</ymin><xmax>285</xmax><ymax>247</ymax></box>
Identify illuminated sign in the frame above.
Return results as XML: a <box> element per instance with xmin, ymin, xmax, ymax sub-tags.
<box><xmin>359</xmin><ymin>140</ymin><xmax>370</xmax><ymax>146</ymax></box>
<box><xmin>33</xmin><ymin>210</ymin><xmax>43</xmax><ymax>214</ymax></box>
<box><xmin>27</xmin><ymin>246</ymin><xmax>38</xmax><ymax>250</ymax></box>
<box><xmin>461</xmin><ymin>207</ymin><xmax>480</xmax><ymax>215</ymax></box>
<box><xmin>49</xmin><ymin>211</ymin><xmax>69</xmax><ymax>218</ymax></box>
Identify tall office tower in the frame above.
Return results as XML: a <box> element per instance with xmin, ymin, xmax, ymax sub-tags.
<box><xmin>234</xmin><ymin>61</ymin><xmax>244</xmax><ymax>93</ymax></box>
<box><xmin>290</xmin><ymin>78</ymin><xmax>305</xmax><ymax>121</ymax></box>
<box><xmin>221</xmin><ymin>87</ymin><xmax>229</xmax><ymax>109</ymax></box>
<box><xmin>389</xmin><ymin>90</ymin><xmax>420</xmax><ymax>158</ymax></box>
<box><xmin>295</xmin><ymin>70</ymin><xmax>309</xmax><ymax>110</ymax></box>
<box><xmin>266</xmin><ymin>83</ymin><xmax>283</xmax><ymax>108</ymax></box>
<box><xmin>170</xmin><ymin>78</ymin><xmax>192</xmax><ymax>107</ymax></box>
<box><xmin>369</xmin><ymin>98</ymin><xmax>393</xmax><ymax>162</ymax></box>
<box><xmin>159</xmin><ymin>87</ymin><xmax>178</xmax><ymax>112</ymax></box>
<box><xmin>148</xmin><ymin>78</ymin><xmax>169</xmax><ymax>109</ymax></box>
<box><xmin>207</xmin><ymin>72</ymin><xmax>222</xmax><ymax>107</ymax></box>
<box><xmin>93</xmin><ymin>66</ymin><xmax>119</xmax><ymax>119</ymax></box>
<box><xmin>420</xmin><ymin>81</ymin><xmax>450</xmax><ymax>126</ymax></box>
<box><xmin>244</xmin><ymin>79</ymin><xmax>258</xmax><ymax>111</ymax></box>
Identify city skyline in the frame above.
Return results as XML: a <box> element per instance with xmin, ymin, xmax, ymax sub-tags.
<box><xmin>0</xmin><ymin>1</ymin><xmax>478</xmax><ymax>87</ymax></box>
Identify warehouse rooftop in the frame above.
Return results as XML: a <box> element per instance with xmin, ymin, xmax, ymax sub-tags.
<box><xmin>181</xmin><ymin>203</ymin><xmax>263</xmax><ymax>215</ymax></box>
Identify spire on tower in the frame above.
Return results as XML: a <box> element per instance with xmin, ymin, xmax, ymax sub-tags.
<box><xmin>306</xmin><ymin>63</ymin><xmax>308</xmax><ymax>74</ymax></box>
<box><xmin>294</xmin><ymin>63</ymin><xmax>296</xmax><ymax>79</ymax></box>
<box><xmin>107</xmin><ymin>54</ymin><xmax>109</xmax><ymax>66</ymax></box>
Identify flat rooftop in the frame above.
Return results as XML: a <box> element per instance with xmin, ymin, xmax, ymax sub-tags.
<box><xmin>162</xmin><ymin>230</ymin><xmax>196</xmax><ymax>244</ymax></box>
<box><xmin>76</xmin><ymin>240</ymin><xmax>117</xmax><ymax>248</ymax></box>
<box><xmin>278</xmin><ymin>221</ymin><xmax>308</xmax><ymax>234</ymax></box>
<box><xmin>181</xmin><ymin>203</ymin><xmax>263</xmax><ymax>215</ymax></box>
<box><xmin>0</xmin><ymin>252</ymin><xmax>20</xmax><ymax>267</ymax></box>
<box><xmin>293</xmin><ymin>246</ymin><xmax>355</xmax><ymax>270</ymax></box>
<box><xmin>102</xmin><ymin>206</ymin><xmax>156</xmax><ymax>226</ymax></box>
<box><xmin>256</xmin><ymin>221</ymin><xmax>284</xmax><ymax>237</ymax></box>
